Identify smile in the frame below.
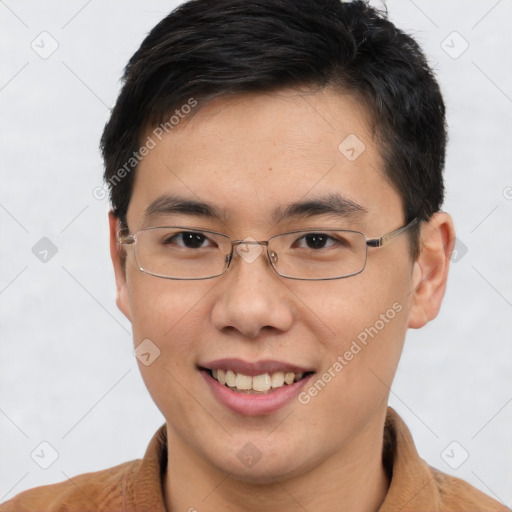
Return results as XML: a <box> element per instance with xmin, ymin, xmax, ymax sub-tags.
<box><xmin>209</xmin><ymin>368</ymin><xmax>310</xmax><ymax>393</ymax></box>
<box><xmin>199</xmin><ymin>358</ymin><xmax>315</xmax><ymax>415</ymax></box>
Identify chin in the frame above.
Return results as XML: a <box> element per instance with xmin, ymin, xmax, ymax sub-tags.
<box><xmin>221</xmin><ymin>462</ymin><xmax>304</xmax><ymax>485</ymax></box>
<box><xmin>206</xmin><ymin>442</ymin><xmax>319</xmax><ymax>485</ymax></box>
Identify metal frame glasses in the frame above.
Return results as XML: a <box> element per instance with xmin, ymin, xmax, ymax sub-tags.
<box><xmin>118</xmin><ymin>218</ymin><xmax>418</xmax><ymax>281</ymax></box>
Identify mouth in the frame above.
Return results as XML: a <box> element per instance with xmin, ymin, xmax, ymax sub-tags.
<box><xmin>198</xmin><ymin>358</ymin><xmax>315</xmax><ymax>415</ymax></box>
<box><xmin>202</xmin><ymin>367</ymin><xmax>313</xmax><ymax>394</ymax></box>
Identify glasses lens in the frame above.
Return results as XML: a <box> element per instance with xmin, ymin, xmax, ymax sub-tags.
<box><xmin>134</xmin><ymin>227</ymin><xmax>230</xmax><ymax>279</ymax></box>
<box><xmin>269</xmin><ymin>230</ymin><xmax>367</xmax><ymax>280</ymax></box>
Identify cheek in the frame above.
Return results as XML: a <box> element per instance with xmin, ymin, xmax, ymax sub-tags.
<box><xmin>126</xmin><ymin>271</ymin><xmax>217</xmax><ymax>418</ymax></box>
<box><xmin>126</xmin><ymin>266</ymin><xmax>214</xmax><ymax>343</ymax></box>
<box><xmin>306</xmin><ymin>266</ymin><xmax>411</xmax><ymax>390</ymax></box>
<box><xmin>125</xmin><ymin>268</ymin><xmax>219</xmax><ymax>401</ymax></box>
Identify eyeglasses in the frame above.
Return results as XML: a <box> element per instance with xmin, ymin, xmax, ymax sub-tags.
<box><xmin>117</xmin><ymin>218</ymin><xmax>418</xmax><ymax>281</ymax></box>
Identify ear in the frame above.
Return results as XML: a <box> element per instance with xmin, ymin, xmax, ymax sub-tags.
<box><xmin>407</xmin><ymin>212</ymin><xmax>455</xmax><ymax>329</ymax></box>
<box><xmin>109</xmin><ymin>211</ymin><xmax>132</xmax><ymax>321</ymax></box>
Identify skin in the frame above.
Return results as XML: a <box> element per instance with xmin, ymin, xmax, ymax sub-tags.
<box><xmin>109</xmin><ymin>87</ymin><xmax>455</xmax><ymax>512</ymax></box>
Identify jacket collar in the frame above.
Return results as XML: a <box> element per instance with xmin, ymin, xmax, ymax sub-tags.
<box><xmin>129</xmin><ymin>407</ymin><xmax>440</xmax><ymax>511</ymax></box>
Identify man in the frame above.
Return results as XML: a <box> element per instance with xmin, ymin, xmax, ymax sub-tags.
<box><xmin>2</xmin><ymin>0</ymin><xmax>508</xmax><ymax>511</ymax></box>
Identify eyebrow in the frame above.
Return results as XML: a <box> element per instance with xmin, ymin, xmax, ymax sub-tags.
<box><xmin>271</xmin><ymin>194</ymin><xmax>367</xmax><ymax>223</ymax></box>
<box><xmin>144</xmin><ymin>193</ymin><xmax>367</xmax><ymax>224</ymax></box>
<box><xmin>144</xmin><ymin>194</ymin><xmax>225</xmax><ymax>221</ymax></box>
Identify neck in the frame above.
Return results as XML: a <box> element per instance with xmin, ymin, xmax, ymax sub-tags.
<box><xmin>164</xmin><ymin>412</ymin><xmax>389</xmax><ymax>512</ymax></box>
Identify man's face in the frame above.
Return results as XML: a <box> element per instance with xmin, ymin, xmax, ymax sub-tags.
<box><xmin>115</xmin><ymin>88</ymin><xmax>417</xmax><ymax>482</ymax></box>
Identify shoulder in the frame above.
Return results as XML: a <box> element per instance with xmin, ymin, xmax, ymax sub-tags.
<box><xmin>0</xmin><ymin>459</ymin><xmax>141</xmax><ymax>512</ymax></box>
<box><xmin>382</xmin><ymin>408</ymin><xmax>510</xmax><ymax>512</ymax></box>
<box><xmin>430</xmin><ymin>465</ymin><xmax>510</xmax><ymax>512</ymax></box>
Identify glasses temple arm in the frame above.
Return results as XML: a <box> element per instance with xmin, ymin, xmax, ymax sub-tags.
<box><xmin>366</xmin><ymin>218</ymin><xmax>419</xmax><ymax>248</ymax></box>
<box><xmin>117</xmin><ymin>228</ymin><xmax>136</xmax><ymax>245</ymax></box>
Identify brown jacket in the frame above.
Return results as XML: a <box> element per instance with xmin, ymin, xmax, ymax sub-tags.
<box><xmin>1</xmin><ymin>408</ymin><xmax>508</xmax><ymax>511</ymax></box>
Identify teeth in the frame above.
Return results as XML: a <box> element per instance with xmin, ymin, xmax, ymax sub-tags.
<box><xmin>284</xmin><ymin>372</ymin><xmax>295</xmax><ymax>385</ymax></box>
<box><xmin>235</xmin><ymin>373</ymin><xmax>252</xmax><ymax>390</ymax></box>
<box><xmin>225</xmin><ymin>370</ymin><xmax>236</xmax><ymax>387</ymax></box>
<box><xmin>210</xmin><ymin>368</ymin><xmax>307</xmax><ymax>392</ymax></box>
<box><xmin>252</xmin><ymin>373</ymin><xmax>271</xmax><ymax>392</ymax></box>
<box><xmin>271</xmin><ymin>371</ymin><xmax>284</xmax><ymax>388</ymax></box>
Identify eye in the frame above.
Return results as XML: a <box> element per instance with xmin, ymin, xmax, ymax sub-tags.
<box><xmin>293</xmin><ymin>233</ymin><xmax>338</xmax><ymax>250</ymax></box>
<box><xmin>164</xmin><ymin>231</ymin><xmax>214</xmax><ymax>249</ymax></box>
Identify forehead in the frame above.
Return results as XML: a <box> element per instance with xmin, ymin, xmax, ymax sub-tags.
<box><xmin>127</xmin><ymin>88</ymin><xmax>402</xmax><ymax>231</ymax></box>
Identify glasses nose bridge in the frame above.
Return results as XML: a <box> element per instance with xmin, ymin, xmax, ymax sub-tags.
<box><xmin>226</xmin><ymin>238</ymin><xmax>279</xmax><ymax>270</ymax></box>
<box><xmin>231</xmin><ymin>239</ymin><xmax>270</xmax><ymax>249</ymax></box>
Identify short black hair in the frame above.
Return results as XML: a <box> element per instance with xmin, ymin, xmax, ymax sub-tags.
<box><xmin>101</xmin><ymin>0</ymin><xmax>446</xmax><ymax>256</ymax></box>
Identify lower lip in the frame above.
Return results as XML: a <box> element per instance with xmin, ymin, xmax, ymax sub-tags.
<box><xmin>201</xmin><ymin>370</ymin><xmax>313</xmax><ymax>416</ymax></box>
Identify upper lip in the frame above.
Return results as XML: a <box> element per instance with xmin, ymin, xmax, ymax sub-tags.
<box><xmin>199</xmin><ymin>358</ymin><xmax>314</xmax><ymax>377</ymax></box>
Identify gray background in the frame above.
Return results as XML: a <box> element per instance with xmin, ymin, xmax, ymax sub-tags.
<box><xmin>1</xmin><ymin>0</ymin><xmax>511</xmax><ymax>506</ymax></box>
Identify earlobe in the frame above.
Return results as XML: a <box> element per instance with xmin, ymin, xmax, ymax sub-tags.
<box><xmin>407</xmin><ymin>212</ymin><xmax>455</xmax><ymax>329</ymax></box>
<box><xmin>108</xmin><ymin>212</ymin><xmax>132</xmax><ymax>321</ymax></box>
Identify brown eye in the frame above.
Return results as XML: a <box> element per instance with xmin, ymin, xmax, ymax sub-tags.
<box><xmin>293</xmin><ymin>233</ymin><xmax>336</xmax><ymax>250</ymax></box>
<box><xmin>165</xmin><ymin>231</ymin><xmax>211</xmax><ymax>249</ymax></box>
<box><xmin>303</xmin><ymin>233</ymin><xmax>332</xmax><ymax>249</ymax></box>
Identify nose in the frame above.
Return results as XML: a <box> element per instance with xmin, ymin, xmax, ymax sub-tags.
<box><xmin>211</xmin><ymin>242</ymin><xmax>294</xmax><ymax>339</ymax></box>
